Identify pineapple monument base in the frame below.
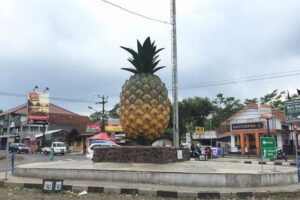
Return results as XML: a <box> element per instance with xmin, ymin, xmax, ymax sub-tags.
<box><xmin>93</xmin><ymin>147</ymin><xmax>190</xmax><ymax>164</ymax></box>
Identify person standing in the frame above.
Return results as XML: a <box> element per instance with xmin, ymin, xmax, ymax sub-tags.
<box><xmin>83</xmin><ymin>144</ymin><xmax>87</xmax><ymax>155</ymax></box>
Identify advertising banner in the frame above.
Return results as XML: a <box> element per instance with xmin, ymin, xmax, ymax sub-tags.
<box><xmin>192</xmin><ymin>131</ymin><xmax>217</xmax><ymax>139</ymax></box>
<box><xmin>86</xmin><ymin>124</ymin><xmax>101</xmax><ymax>133</ymax></box>
<box><xmin>105</xmin><ymin>124</ymin><xmax>123</xmax><ymax>132</ymax></box>
<box><xmin>27</xmin><ymin>92</ymin><xmax>49</xmax><ymax>125</ymax></box>
<box><xmin>195</xmin><ymin>126</ymin><xmax>205</xmax><ymax>135</ymax></box>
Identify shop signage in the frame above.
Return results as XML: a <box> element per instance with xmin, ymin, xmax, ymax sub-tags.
<box><xmin>105</xmin><ymin>124</ymin><xmax>123</xmax><ymax>132</ymax></box>
<box><xmin>86</xmin><ymin>124</ymin><xmax>100</xmax><ymax>133</ymax></box>
<box><xmin>27</xmin><ymin>92</ymin><xmax>49</xmax><ymax>125</ymax></box>
<box><xmin>195</xmin><ymin>126</ymin><xmax>204</xmax><ymax>135</ymax></box>
<box><xmin>231</xmin><ymin>122</ymin><xmax>264</xmax><ymax>130</ymax></box>
<box><xmin>260</xmin><ymin>137</ymin><xmax>276</xmax><ymax>159</ymax></box>
<box><xmin>284</xmin><ymin>99</ymin><xmax>300</xmax><ymax>123</ymax></box>
<box><xmin>192</xmin><ymin>131</ymin><xmax>217</xmax><ymax>139</ymax></box>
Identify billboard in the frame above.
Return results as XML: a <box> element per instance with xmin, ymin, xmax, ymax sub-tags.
<box><xmin>195</xmin><ymin>126</ymin><xmax>205</xmax><ymax>135</ymax></box>
<box><xmin>86</xmin><ymin>124</ymin><xmax>101</xmax><ymax>133</ymax></box>
<box><xmin>284</xmin><ymin>99</ymin><xmax>300</xmax><ymax>123</ymax></box>
<box><xmin>105</xmin><ymin>124</ymin><xmax>123</xmax><ymax>132</ymax></box>
<box><xmin>27</xmin><ymin>92</ymin><xmax>49</xmax><ymax>125</ymax></box>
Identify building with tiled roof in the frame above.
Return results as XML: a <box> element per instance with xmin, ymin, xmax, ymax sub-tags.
<box><xmin>220</xmin><ymin>103</ymin><xmax>298</xmax><ymax>156</ymax></box>
<box><xmin>0</xmin><ymin>103</ymin><xmax>92</xmax><ymax>150</ymax></box>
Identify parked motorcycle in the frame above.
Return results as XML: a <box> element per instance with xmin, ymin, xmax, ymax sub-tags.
<box><xmin>190</xmin><ymin>146</ymin><xmax>202</xmax><ymax>161</ymax></box>
<box><xmin>276</xmin><ymin>149</ymin><xmax>287</xmax><ymax>161</ymax></box>
<box><xmin>270</xmin><ymin>149</ymin><xmax>287</xmax><ymax>161</ymax></box>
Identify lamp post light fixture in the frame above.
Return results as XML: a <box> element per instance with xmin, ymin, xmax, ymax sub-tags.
<box><xmin>33</xmin><ymin>85</ymin><xmax>38</xmax><ymax>92</ymax></box>
<box><xmin>44</xmin><ymin>87</ymin><xmax>49</xmax><ymax>93</ymax></box>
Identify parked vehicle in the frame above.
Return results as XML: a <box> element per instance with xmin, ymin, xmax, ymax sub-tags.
<box><xmin>190</xmin><ymin>145</ymin><xmax>201</xmax><ymax>160</ymax></box>
<box><xmin>9</xmin><ymin>143</ymin><xmax>29</xmax><ymax>154</ymax></box>
<box><xmin>86</xmin><ymin>143</ymin><xmax>120</xmax><ymax>159</ymax></box>
<box><xmin>42</xmin><ymin>142</ymin><xmax>67</xmax><ymax>155</ymax></box>
<box><xmin>276</xmin><ymin>149</ymin><xmax>287</xmax><ymax>161</ymax></box>
<box><xmin>270</xmin><ymin>149</ymin><xmax>288</xmax><ymax>161</ymax></box>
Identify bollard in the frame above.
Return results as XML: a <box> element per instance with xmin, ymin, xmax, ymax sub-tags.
<box><xmin>50</xmin><ymin>148</ymin><xmax>54</xmax><ymax>161</ymax></box>
<box><xmin>11</xmin><ymin>153</ymin><xmax>15</xmax><ymax>175</ymax></box>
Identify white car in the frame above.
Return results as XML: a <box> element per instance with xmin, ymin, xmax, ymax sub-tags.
<box><xmin>86</xmin><ymin>143</ymin><xmax>120</xmax><ymax>159</ymax></box>
<box><xmin>43</xmin><ymin>142</ymin><xmax>67</xmax><ymax>155</ymax></box>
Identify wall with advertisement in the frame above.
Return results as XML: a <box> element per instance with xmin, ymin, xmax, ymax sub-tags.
<box><xmin>86</xmin><ymin>124</ymin><xmax>100</xmax><ymax>133</ymax></box>
<box><xmin>27</xmin><ymin>92</ymin><xmax>49</xmax><ymax>125</ymax></box>
<box><xmin>105</xmin><ymin>124</ymin><xmax>123</xmax><ymax>132</ymax></box>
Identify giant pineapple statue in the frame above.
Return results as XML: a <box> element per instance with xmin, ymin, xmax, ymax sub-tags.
<box><xmin>119</xmin><ymin>37</ymin><xmax>170</xmax><ymax>140</ymax></box>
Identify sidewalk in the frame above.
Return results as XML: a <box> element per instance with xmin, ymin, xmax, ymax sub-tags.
<box><xmin>1</xmin><ymin>171</ymin><xmax>300</xmax><ymax>199</ymax></box>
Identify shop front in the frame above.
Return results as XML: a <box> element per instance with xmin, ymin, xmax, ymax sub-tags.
<box><xmin>222</xmin><ymin>104</ymin><xmax>291</xmax><ymax>156</ymax></box>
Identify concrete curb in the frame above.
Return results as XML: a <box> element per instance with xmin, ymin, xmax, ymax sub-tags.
<box><xmin>244</xmin><ymin>161</ymin><xmax>296</xmax><ymax>166</ymax></box>
<box><xmin>1</xmin><ymin>180</ymin><xmax>300</xmax><ymax>199</ymax></box>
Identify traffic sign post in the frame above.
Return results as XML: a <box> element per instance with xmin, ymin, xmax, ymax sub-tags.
<box><xmin>284</xmin><ymin>99</ymin><xmax>300</xmax><ymax>123</ymax></box>
<box><xmin>260</xmin><ymin>137</ymin><xmax>277</xmax><ymax>172</ymax></box>
<box><xmin>284</xmin><ymin>100</ymin><xmax>300</xmax><ymax>181</ymax></box>
<box><xmin>260</xmin><ymin>137</ymin><xmax>277</xmax><ymax>159</ymax></box>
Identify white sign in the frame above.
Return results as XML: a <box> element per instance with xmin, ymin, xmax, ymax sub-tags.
<box><xmin>192</xmin><ymin>131</ymin><xmax>217</xmax><ymax>139</ymax></box>
<box><xmin>177</xmin><ymin>150</ymin><xmax>183</xmax><ymax>159</ymax></box>
<box><xmin>55</xmin><ymin>181</ymin><xmax>62</xmax><ymax>191</ymax></box>
<box><xmin>43</xmin><ymin>181</ymin><xmax>53</xmax><ymax>191</ymax></box>
<box><xmin>186</xmin><ymin>133</ymin><xmax>191</xmax><ymax>147</ymax></box>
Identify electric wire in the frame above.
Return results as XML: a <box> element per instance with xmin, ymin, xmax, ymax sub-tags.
<box><xmin>101</xmin><ymin>0</ymin><xmax>172</xmax><ymax>25</ymax></box>
<box><xmin>0</xmin><ymin>70</ymin><xmax>299</xmax><ymax>103</ymax></box>
<box><xmin>176</xmin><ymin>71</ymin><xmax>300</xmax><ymax>90</ymax></box>
<box><xmin>178</xmin><ymin>69</ymin><xmax>300</xmax><ymax>88</ymax></box>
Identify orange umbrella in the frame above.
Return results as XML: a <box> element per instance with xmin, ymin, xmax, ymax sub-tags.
<box><xmin>88</xmin><ymin>133</ymin><xmax>116</xmax><ymax>143</ymax></box>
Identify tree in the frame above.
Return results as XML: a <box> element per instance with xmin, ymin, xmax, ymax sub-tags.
<box><xmin>89</xmin><ymin>103</ymin><xmax>120</xmax><ymax>124</ymax></box>
<box><xmin>207</xmin><ymin>94</ymin><xmax>243</xmax><ymax>129</ymax></box>
<box><xmin>244</xmin><ymin>98</ymin><xmax>258</xmax><ymax>105</ymax></box>
<box><xmin>90</xmin><ymin>111</ymin><xmax>109</xmax><ymax>124</ymax></box>
<box><xmin>0</xmin><ymin>109</ymin><xmax>3</xmax><ymax>114</ymax></box>
<box><xmin>108</xmin><ymin>103</ymin><xmax>119</xmax><ymax>119</ymax></box>
<box><xmin>178</xmin><ymin>97</ymin><xmax>213</xmax><ymax>136</ymax></box>
<box><xmin>260</xmin><ymin>89</ymin><xmax>285</xmax><ymax>110</ymax></box>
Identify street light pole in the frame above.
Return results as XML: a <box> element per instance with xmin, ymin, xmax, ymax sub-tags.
<box><xmin>171</xmin><ymin>0</ymin><xmax>179</xmax><ymax>147</ymax></box>
<box><xmin>5</xmin><ymin>114</ymin><xmax>10</xmax><ymax>180</ymax></box>
<box><xmin>266</xmin><ymin>118</ymin><xmax>270</xmax><ymax>137</ymax></box>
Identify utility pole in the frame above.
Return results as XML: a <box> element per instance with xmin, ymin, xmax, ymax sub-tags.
<box><xmin>5</xmin><ymin>113</ymin><xmax>10</xmax><ymax>180</ymax></box>
<box><xmin>96</xmin><ymin>95</ymin><xmax>108</xmax><ymax>132</ymax></box>
<box><xmin>171</xmin><ymin>0</ymin><xmax>179</xmax><ymax>147</ymax></box>
<box><xmin>293</xmin><ymin>122</ymin><xmax>299</xmax><ymax>182</ymax></box>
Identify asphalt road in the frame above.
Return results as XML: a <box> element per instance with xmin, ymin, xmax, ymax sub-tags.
<box><xmin>0</xmin><ymin>150</ymin><xmax>87</xmax><ymax>171</ymax></box>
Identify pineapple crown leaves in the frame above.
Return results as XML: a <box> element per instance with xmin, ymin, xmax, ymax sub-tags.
<box><xmin>121</xmin><ymin>37</ymin><xmax>166</xmax><ymax>74</ymax></box>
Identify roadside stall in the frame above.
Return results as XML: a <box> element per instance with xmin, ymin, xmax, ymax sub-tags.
<box><xmin>88</xmin><ymin>133</ymin><xmax>117</xmax><ymax>146</ymax></box>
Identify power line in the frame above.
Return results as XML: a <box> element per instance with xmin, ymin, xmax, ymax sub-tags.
<box><xmin>101</xmin><ymin>0</ymin><xmax>172</xmax><ymax>25</ymax></box>
<box><xmin>179</xmin><ymin>72</ymin><xmax>300</xmax><ymax>89</ymax></box>
<box><xmin>167</xmin><ymin>70</ymin><xmax>300</xmax><ymax>90</ymax></box>
<box><xmin>179</xmin><ymin>69</ymin><xmax>300</xmax><ymax>88</ymax></box>
<box><xmin>0</xmin><ymin>70</ymin><xmax>299</xmax><ymax>102</ymax></box>
<box><xmin>0</xmin><ymin>92</ymin><xmax>95</xmax><ymax>104</ymax></box>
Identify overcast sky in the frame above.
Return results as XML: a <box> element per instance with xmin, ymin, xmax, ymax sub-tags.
<box><xmin>1</xmin><ymin>0</ymin><xmax>300</xmax><ymax>115</ymax></box>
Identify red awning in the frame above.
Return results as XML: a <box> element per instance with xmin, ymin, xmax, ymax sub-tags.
<box><xmin>88</xmin><ymin>133</ymin><xmax>116</xmax><ymax>143</ymax></box>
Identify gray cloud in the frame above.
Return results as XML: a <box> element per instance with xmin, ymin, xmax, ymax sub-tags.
<box><xmin>1</xmin><ymin>0</ymin><xmax>300</xmax><ymax>115</ymax></box>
